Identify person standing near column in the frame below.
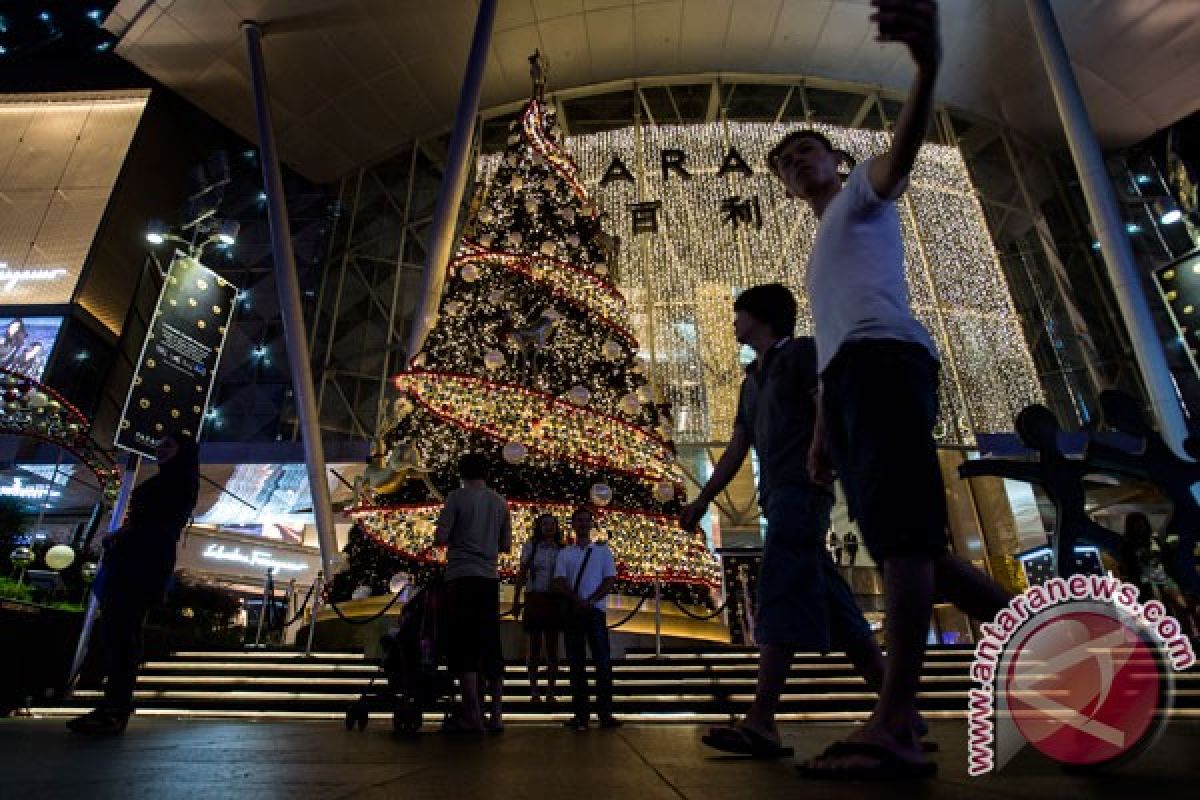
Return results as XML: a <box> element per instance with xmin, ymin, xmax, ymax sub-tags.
<box><xmin>68</xmin><ymin>432</ymin><xmax>200</xmax><ymax>735</ymax></box>
<box><xmin>554</xmin><ymin>507</ymin><xmax>621</xmax><ymax>731</ymax></box>
<box><xmin>768</xmin><ymin>0</ymin><xmax>1012</xmax><ymax>779</ymax></box>
<box><xmin>435</xmin><ymin>452</ymin><xmax>512</xmax><ymax>733</ymax></box>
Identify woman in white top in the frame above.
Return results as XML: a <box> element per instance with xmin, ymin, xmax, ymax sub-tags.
<box><xmin>512</xmin><ymin>513</ymin><xmax>565</xmax><ymax>704</ymax></box>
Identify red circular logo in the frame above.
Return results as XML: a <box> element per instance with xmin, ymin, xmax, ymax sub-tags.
<box><xmin>1004</xmin><ymin>610</ymin><xmax>1163</xmax><ymax>766</ymax></box>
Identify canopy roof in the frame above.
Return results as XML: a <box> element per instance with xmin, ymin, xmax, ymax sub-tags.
<box><xmin>105</xmin><ymin>0</ymin><xmax>1200</xmax><ymax>182</ymax></box>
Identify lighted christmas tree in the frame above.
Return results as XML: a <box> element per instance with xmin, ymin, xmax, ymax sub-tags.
<box><xmin>342</xmin><ymin>61</ymin><xmax>719</xmax><ymax>605</ymax></box>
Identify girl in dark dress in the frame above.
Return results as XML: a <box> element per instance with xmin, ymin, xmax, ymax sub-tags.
<box><xmin>68</xmin><ymin>433</ymin><xmax>200</xmax><ymax>734</ymax></box>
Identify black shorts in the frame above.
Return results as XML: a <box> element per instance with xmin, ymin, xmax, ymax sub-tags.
<box><xmin>445</xmin><ymin>576</ymin><xmax>503</xmax><ymax>677</ymax></box>
<box><xmin>522</xmin><ymin>591</ymin><xmax>564</xmax><ymax>633</ymax></box>
<box><xmin>821</xmin><ymin>339</ymin><xmax>949</xmax><ymax>562</ymax></box>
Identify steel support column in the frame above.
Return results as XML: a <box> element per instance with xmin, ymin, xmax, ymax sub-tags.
<box><xmin>1026</xmin><ymin>0</ymin><xmax>1191</xmax><ymax>454</ymax></box>
<box><xmin>242</xmin><ymin>21</ymin><xmax>340</xmax><ymax>572</ymax></box>
<box><xmin>406</xmin><ymin>0</ymin><xmax>497</xmax><ymax>360</ymax></box>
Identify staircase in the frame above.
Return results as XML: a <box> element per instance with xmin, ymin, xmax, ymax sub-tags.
<box><xmin>37</xmin><ymin>646</ymin><xmax>1200</xmax><ymax>723</ymax></box>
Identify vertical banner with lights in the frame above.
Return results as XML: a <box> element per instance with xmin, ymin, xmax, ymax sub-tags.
<box><xmin>116</xmin><ymin>253</ymin><xmax>238</xmax><ymax>456</ymax></box>
<box><xmin>718</xmin><ymin>549</ymin><xmax>763</xmax><ymax>646</ymax></box>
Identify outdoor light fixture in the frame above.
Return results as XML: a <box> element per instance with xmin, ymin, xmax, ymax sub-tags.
<box><xmin>216</xmin><ymin>219</ymin><xmax>239</xmax><ymax>246</ymax></box>
<box><xmin>145</xmin><ymin>219</ymin><xmax>168</xmax><ymax>245</ymax></box>
<box><xmin>1161</xmin><ymin>209</ymin><xmax>1184</xmax><ymax>225</ymax></box>
<box><xmin>1136</xmin><ymin>174</ymin><xmax>1153</xmax><ymax>185</ymax></box>
<box><xmin>1126</xmin><ymin>222</ymin><xmax>1142</xmax><ymax>234</ymax></box>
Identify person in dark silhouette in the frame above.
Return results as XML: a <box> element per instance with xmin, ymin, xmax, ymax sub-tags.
<box><xmin>844</xmin><ymin>531</ymin><xmax>860</xmax><ymax>566</ymax></box>
<box><xmin>1089</xmin><ymin>389</ymin><xmax>1200</xmax><ymax>595</ymax></box>
<box><xmin>68</xmin><ymin>432</ymin><xmax>200</xmax><ymax>735</ymax></box>
<box><xmin>828</xmin><ymin>530</ymin><xmax>843</xmax><ymax>566</ymax></box>
<box><xmin>959</xmin><ymin>404</ymin><xmax>1122</xmax><ymax>577</ymax></box>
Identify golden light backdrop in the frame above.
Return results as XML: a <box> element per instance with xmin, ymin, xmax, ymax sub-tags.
<box><xmin>481</xmin><ymin>122</ymin><xmax>1044</xmax><ymax>446</ymax></box>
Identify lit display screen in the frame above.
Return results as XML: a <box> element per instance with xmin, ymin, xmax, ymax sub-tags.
<box><xmin>0</xmin><ymin>463</ymin><xmax>76</xmax><ymax>513</ymax></box>
<box><xmin>1018</xmin><ymin>545</ymin><xmax>1106</xmax><ymax>586</ymax></box>
<box><xmin>194</xmin><ymin>463</ymin><xmax>315</xmax><ymax>529</ymax></box>
<box><xmin>0</xmin><ymin>315</ymin><xmax>63</xmax><ymax>380</ymax></box>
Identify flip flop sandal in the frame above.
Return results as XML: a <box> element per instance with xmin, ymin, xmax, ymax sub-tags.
<box><xmin>702</xmin><ymin>725</ymin><xmax>794</xmax><ymax>758</ymax></box>
<box><xmin>796</xmin><ymin>740</ymin><xmax>937</xmax><ymax>781</ymax></box>
<box><xmin>440</xmin><ymin>717</ymin><xmax>485</xmax><ymax>735</ymax></box>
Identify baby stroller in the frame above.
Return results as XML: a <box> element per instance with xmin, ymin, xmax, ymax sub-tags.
<box><xmin>344</xmin><ymin>576</ymin><xmax>452</xmax><ymax>735</ymax></box>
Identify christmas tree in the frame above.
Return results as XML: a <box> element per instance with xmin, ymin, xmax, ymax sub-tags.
<box><xmin>341</xmin><ymin>63</ymin><xmax>719</xmax><ymax>606</ymax></box>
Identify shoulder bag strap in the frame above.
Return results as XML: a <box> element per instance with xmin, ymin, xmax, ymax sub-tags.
<box><xmin>572</xmin><ymin>546</ymin><xmax>594</xmax><ymax>596</ymax></box>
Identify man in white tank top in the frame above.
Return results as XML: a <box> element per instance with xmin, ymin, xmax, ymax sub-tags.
<box><xmin>767</xmin><ymin>0</ymin><xmax>1011</xmax><ymax>780</ymax></box>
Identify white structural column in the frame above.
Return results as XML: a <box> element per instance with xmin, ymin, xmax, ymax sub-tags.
<box><xmin>242</xmin><ymin>21</ymin><xmax>340</xmax><ymax>572</ymax></box>
<box><xmin>406</xmin><ymin>0</ymin><xmax>498</xmax><ymax>360</ymax></box>
<box><xmin>1026</xmin><ymin>0</ymin><xmax>1190</xmax><ymax>454</ymax></box>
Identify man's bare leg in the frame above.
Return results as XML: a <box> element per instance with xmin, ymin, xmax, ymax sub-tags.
<box><xmin>457</xmin><ymin>673</ymin><xmax>484</xmax><ymax>730</ymax></box>
<box><xmin>843</xmin><ymin>630</ymin><xmax>930</xmax><ymax>738</ymax></box>
<box><xmin>934</xmin><ymin>553</ymin><xmax>1011</xmax><ymax>621</ymax></box>
<box><xmin>739</xmin><ymin>643</ymin><xmax>794</xmax><ymax>742</ymax></box>
<box><xmin>810</xmin><ymin>557</ymin><xmax>934</xmax><ymax>768</ymax></box>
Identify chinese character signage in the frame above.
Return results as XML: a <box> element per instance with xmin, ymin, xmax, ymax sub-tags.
<box><xmin>116</xmin><ymin>255</ymin><xmax>237</xmax><ymax>456</ymax></box>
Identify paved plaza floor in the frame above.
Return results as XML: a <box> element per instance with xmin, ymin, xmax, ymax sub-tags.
<box><xmin>1</xmin><ymin>718</ymin><xmax>1196</xmax><ymax>799</ymax></box>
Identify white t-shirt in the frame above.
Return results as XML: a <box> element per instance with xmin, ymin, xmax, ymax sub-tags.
<box><xmin>805</xmin><ymin>157</ymin><xmax>938</xmax><ymax>374</ymax></box>
<box><xmin>553</xmin><ymin>542</ymin><xmax>617</xmax><ymax>611</ymax></box>
<box><xmin>519</xmin><ymin>540</ymin><xmax>561</xmax><ymax>594</ymax></box>
<box><xmin>437</xmin><ymin>485</ymin><xmax>511</xmax><ymax>581</ymax></box>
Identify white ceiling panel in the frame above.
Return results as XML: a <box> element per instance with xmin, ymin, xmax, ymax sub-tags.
<box><xmin>633</xmin><ymin>1</ymin><xmax>681</xmax><ymax>76</ymax></box>
<box><xmin>104</xmin><ymin>0</ymin><xmax>1200</xmax><ymax>182</ymax></box>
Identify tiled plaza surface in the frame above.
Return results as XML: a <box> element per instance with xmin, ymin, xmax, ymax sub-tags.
<box><xmin>1</xmin><ymin>718</ymin><xmax>1196</xmax><ymax>799</ymax></box>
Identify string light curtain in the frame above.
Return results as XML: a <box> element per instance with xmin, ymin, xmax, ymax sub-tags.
<box><xmin>482</xmin><ymin>121</ymin><xmax>1044</xmax><ymax>446</ymax></box>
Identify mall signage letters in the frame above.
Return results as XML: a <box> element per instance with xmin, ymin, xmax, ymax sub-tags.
<box><xmin>202</xmin><ymin>543</ymin><xmax>309</xmax><ymax>574</ymax></box>
<box><xmin>601</xmin><ymin>147</ymin><xmax>765</xmax><ymax>235</ymax></box>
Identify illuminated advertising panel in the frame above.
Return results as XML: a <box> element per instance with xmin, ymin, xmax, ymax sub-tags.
<box><xmin>116</xmin><ymin>255</ymin><xmax>237</xmax><ymax>456</ymax></box>
<box><xmin>0</xmin><ymin>315</ymin><xmax>62</xmax><ymax>380</ymax></box>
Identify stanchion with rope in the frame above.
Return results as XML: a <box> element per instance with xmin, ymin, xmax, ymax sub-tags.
<box><xmin>305</xmin><ymin>571</ymin><xmax>324</xmax><ymax>656</ymax></box>
<box><xmin>281</xmin><ymin>578</ymin><xmax>296</xmax><ymax>626</ymax></box>
<box><xmin>253</xmin><ymin>568</ymin><xmax>275</xmax><ymax>647</ymax></box>
<box><xmin>278</xmin><ymin>580</ymin><xmax>318</xmax><ymax>629</ymax></box>
<box><xmin>653</xmin><ymin>576</ymin><xmax>662</xmax><ymax>657</ymax></box>
<box><xmin>325</xmin><ymin>591</ymin><xmax>406</xmax><ymax>626</ymax></box>
<box><xmin>606</xmin><ymin>595</ymin><xmax>648</xmax><ymax>630</ymax></box>
<box><xmin>669</xmin><ymin>596</ymin><xmax>729</xmax><ymax>621</ymax></box>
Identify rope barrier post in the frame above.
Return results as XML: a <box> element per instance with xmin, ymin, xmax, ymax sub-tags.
<box><xmin>253</xmin><ymin>569</ymin><xmax>272</xmax><ymax>647</ymax></box>
<box><xmin>305</xmin><ymin>571</ymin><xmax>325</xmax><ymax>657</ymax></box>
<box><xmin>281</xmin><ymin>578</ymin><xmax>297</xmax><ymax>644</ymax></box>
<box><xmin>654</xmin><ymin>574</ymin><xmax>662</xmax><ymax>659</ymax></box>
